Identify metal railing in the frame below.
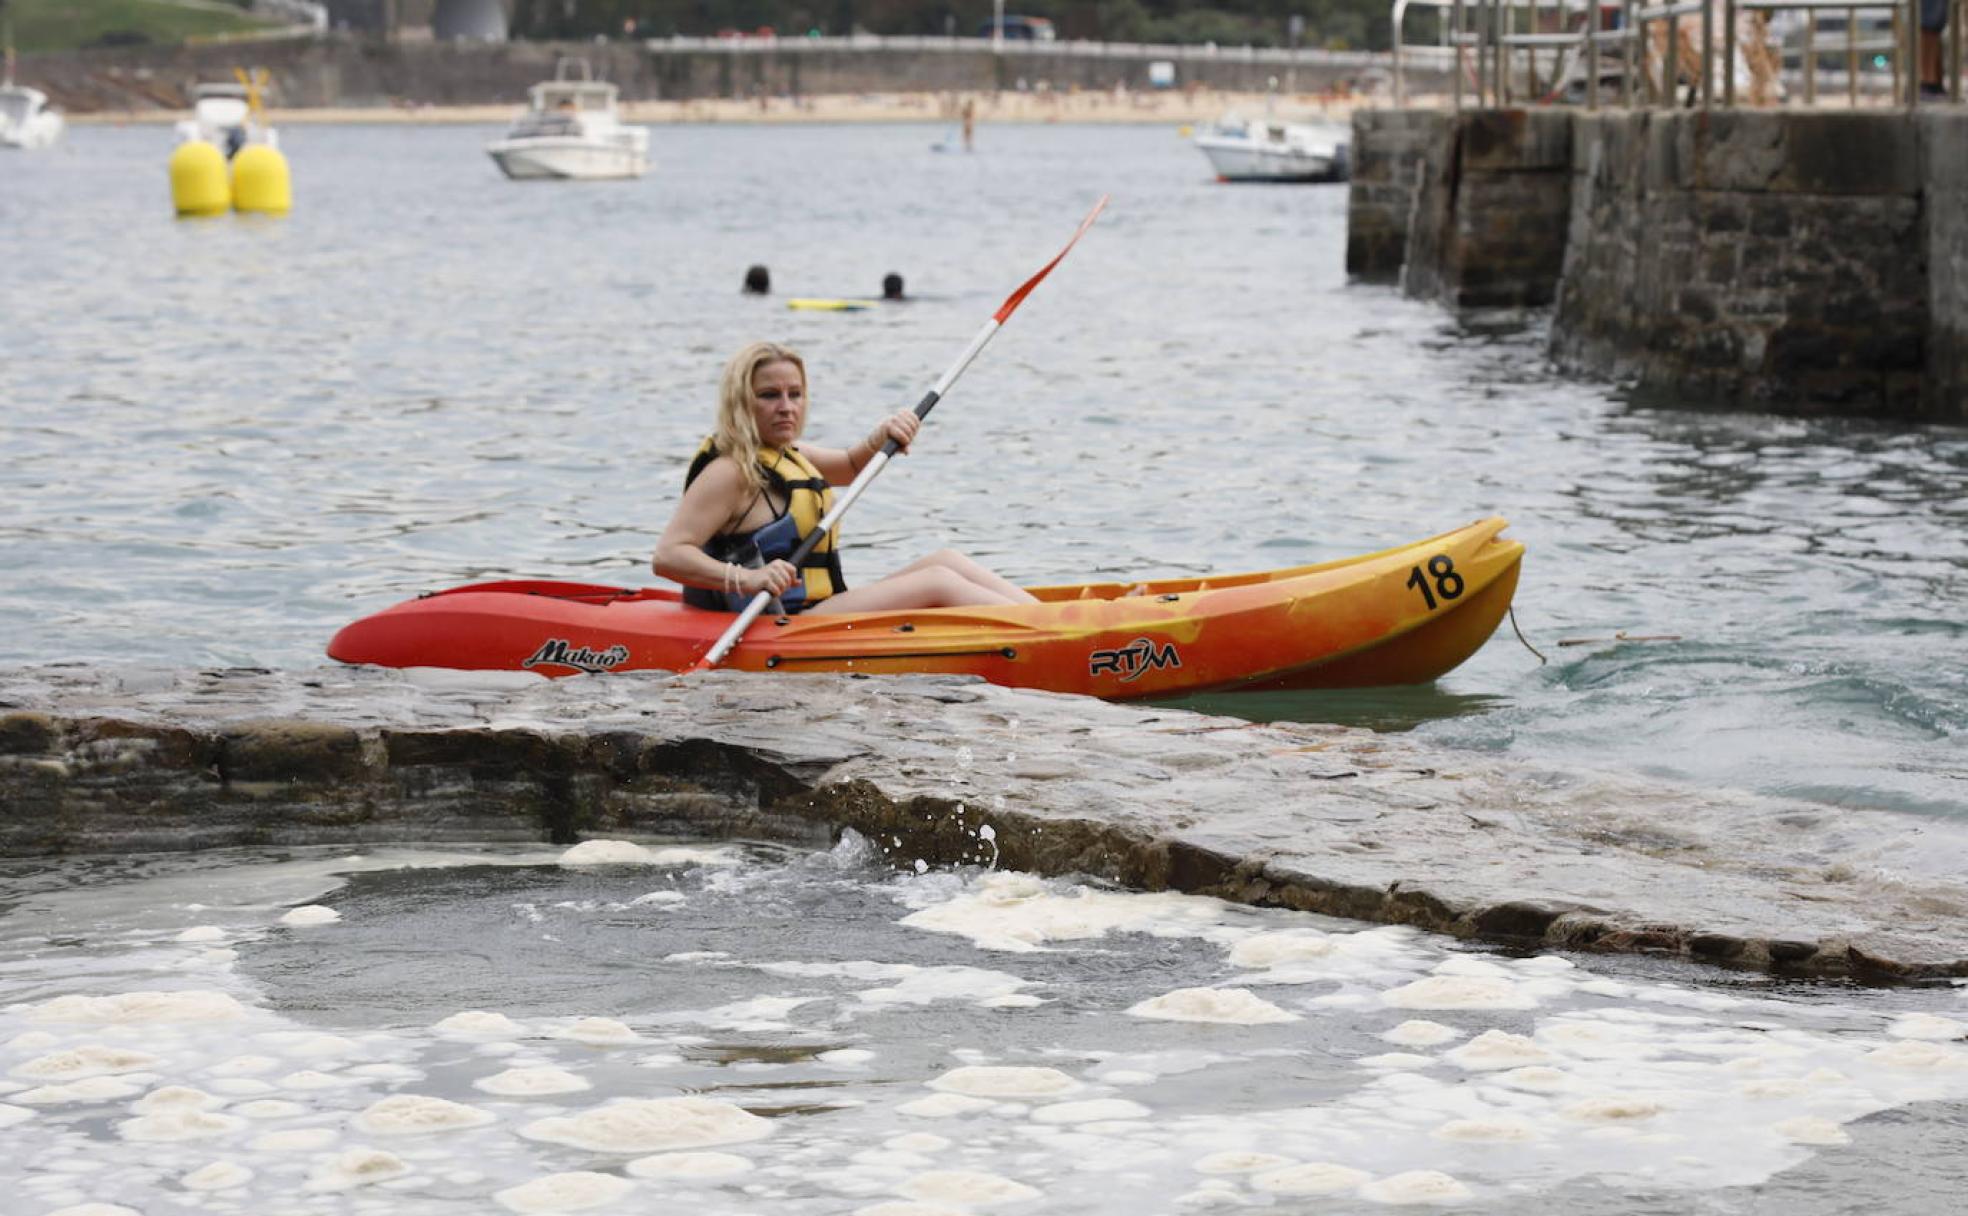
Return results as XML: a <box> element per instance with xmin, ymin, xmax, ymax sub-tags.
<box><xmin>1392</xmin><ymin>0</ymin><xmax>1963</xmax><ymax>106</ymax></box>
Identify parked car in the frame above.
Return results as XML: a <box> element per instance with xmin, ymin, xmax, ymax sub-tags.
<box><xmin>978</xmin><ymin>15</ymin><xmax>1056</xmax><ymax>41</ymax></box>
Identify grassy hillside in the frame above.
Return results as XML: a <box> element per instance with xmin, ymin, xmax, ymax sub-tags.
<box><xmin>7</xmin><ymin>0</ymin><xmax>277</xmax><ymax>54</ymax></box>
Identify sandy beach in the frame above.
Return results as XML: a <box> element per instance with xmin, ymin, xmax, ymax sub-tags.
<box><xmin>67</xmin><ymin>87</ymin><xmax>1383</xmax><ymax>127</ymax></box>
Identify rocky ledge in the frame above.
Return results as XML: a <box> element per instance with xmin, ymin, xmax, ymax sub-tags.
<box><xmin>4</xmin><ymin>665</ymin><xmax>1966</xmax><ymax>981</ymax></box>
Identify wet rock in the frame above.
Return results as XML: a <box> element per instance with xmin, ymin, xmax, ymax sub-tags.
<box><xmin>3</xmin><ymin>664</ymin><xmax>1968</xmax><ymax>980</ymax></box>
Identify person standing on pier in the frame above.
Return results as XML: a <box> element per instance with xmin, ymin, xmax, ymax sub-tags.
<box><xmin>1919</xmin><ymin>0</ymin><xmax>1950</xmax><ymax>97</ymax></box>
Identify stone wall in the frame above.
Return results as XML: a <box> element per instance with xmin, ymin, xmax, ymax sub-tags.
<box><xmin>20</xmin><ymin>35</ymin><xmax>1424</xmax><ymax>112</ymax></box>
<box><xmin>1405</xmin><ymin>108</ymin><xmax>1573</xmax><ymax>309</ymax></box>
<box><xmin>1344</xmin><ymin>109</ymin><xmax>1448</xmax><ymax>282</ymax></box>
<box><xmin>1350</xmin><ymin>105</ymin><xmax>1968</xmax><ymax>422</ymax></box>
<box><xmin>1922</xmin><ymin>109</ymin><xmax>1968</xmax><ymax>418</ymax></box>
<box><xmin>1554</xmin><ymin>110</ymin><xmax>1928</xmax><ymax>417</ymax></box>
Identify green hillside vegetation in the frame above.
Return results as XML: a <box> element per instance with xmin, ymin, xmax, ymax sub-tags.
<box><xmin>7</xmin><ymin>0</ymin><xmax>277</xmax><ymax>54</ymax></box>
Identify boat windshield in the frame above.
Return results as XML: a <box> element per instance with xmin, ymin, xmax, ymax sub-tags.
<box><xmin>194</xmin><ymin>97</ymin><xmax>250</xmax><ymax>125</ymax></box>
<box><xmin>531</xmin><ymin>84</ymin><xmax>615</xmax><ymax>113</ymax></box>
<box><xmin>510</xmin><ymin>113</ymin><xmax>583</xmax><ymax>138</ymax></box>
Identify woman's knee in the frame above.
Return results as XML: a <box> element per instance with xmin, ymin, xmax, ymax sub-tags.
<box><xmin>916</xmin><ymin>567</ymin><xmax>983</xmax><ymax>605</ymax></box>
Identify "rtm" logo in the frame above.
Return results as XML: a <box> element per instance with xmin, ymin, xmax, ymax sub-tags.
<box><xmin>1088</xmin><ymin>637</ymin><xmax>1181</xmax><ymax>683</ymax></box>
<box><xmin>522</xmin><ymin>638</ymin><xmax>630</xmax><ymax>674</ymax></box>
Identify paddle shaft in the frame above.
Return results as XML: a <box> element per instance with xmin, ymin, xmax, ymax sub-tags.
<box><xmin>695</xmin><ymin>196</ymin><xmax>1109</xmax><ymax>670</ymax></box>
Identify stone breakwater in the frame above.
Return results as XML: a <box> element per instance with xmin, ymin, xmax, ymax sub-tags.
<box><xmin>4</xmin><ymin>665</ymin><xmax>1967</xmax><ymax>980</ymax></box>
<box><xmin>1347</xmin><ymin>107</ymin><xmax>1968</xmax><ymax>422</ymax></box>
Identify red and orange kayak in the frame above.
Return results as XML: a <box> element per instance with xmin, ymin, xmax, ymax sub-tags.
<box><xmin>327</xmin><ymin>518</ymin><xmax>1523</xmax><ymax>699</ymax></box>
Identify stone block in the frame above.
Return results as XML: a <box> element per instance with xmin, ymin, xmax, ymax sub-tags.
<box><xmin>1682</xmin><ymin>110</ymin><xmax>1919</xmax><ymax>196</ymax></box>
<box><xmin>1459</xmin><ymin>108</ymin><xmax>1574</xmax><ymax>172</ymax></box>
<box><xmin>0</xmin><ymin>712</ymin><xmax>58</xmax><ymax>756</ymax></box>
<box><xmin>385</xmin><ymin>727</ymin><xmax>576</xmax><ymax>774</ymax></box>
<box><xmin>221</xmin><ymin>721</ymin><xmax>370</xmax><ymax>784</ymax></box>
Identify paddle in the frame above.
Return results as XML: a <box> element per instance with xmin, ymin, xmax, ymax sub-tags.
<box><xmin>692</xmin><ymin>194</ymin><xmax>1111</xmax><ymax>672</ymax></box>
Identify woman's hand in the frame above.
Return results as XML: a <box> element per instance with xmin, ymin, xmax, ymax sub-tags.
<box><xmin>742</xmin><ymin>560</ymin><xmax>799</xmax><ymax>597</ymax></box>
<box><xmin>866</xmin><ymin>410</ymin><xmax>920</xmax><ymax>456</ymax></box>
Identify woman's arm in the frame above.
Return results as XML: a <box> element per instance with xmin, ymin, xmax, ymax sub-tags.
<box><xmin>651</xmin><ymin>459</ymin><xmax>796</xmax><ymax>597</ymax></box>
<box><xmin>805</xmin><ymin>410</ymin><xmax>920</xmax><ymax>485</ymax></box>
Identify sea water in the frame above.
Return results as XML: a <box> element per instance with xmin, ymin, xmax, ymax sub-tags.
<box><xmin>4</xmin><ymin>841</ymin><xmax>1968</xmax><ymax>1215</ymax></box>
<box><xmin>2</xmin><ymin>121</ymin><xmax>1966</xmax><ymax>1213</ymax></box>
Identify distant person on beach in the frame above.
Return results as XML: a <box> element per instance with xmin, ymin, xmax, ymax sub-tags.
<box><xmin>743</xmin><ymin>265</ymin><xmax>770</xmax><ymax>294</ymax></box>
<box><xmin>1920</xmin><ymin>0</ymin><xmax>1949</xmax><ymax>97</ymax></box>
<box><xmin>882</xmin><ymin>273</ymin><xmax>906</xmax><ymax>300</ymax></box>
<box><xmin>961</xmin><ymin>97</ymin><xmax>976</xmax><ymax>151</ymax></box>
<box><xmin>650</xmin><ymin>341</ymin><xmax>1036</xmax><ymax>613</ymax></box>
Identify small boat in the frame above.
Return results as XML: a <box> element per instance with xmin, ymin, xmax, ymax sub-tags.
<box><xmin>173</xmin><ymin>77</ymin><xmax>277</xmax><ymax>157</ymax></box>
<box><xmin>327</xmin><ymin>518</ymin><xmax>1523</xmax><ymax>699</ymax></box>
<box><xmin>1193</xmin><ymin>114</ymin><xmax>1349</xmax><ymax>183</ymax></box>
<box><xmin>486</xmin><ymin>60</ymin><xmax>648</xmax><ymax>181</ymax></box>
<box><xmin>0</xmin><ymin>83</ymin><xmax>63</xmax><ymax>150</ymax></box>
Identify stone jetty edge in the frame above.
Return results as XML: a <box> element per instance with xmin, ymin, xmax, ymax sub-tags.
<box><xmin>4</xmin><ymin>665</ymin><xmax>1965</xmax><ymax>983</ymax></box>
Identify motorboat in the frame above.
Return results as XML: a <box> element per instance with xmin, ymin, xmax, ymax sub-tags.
<box><xmin>327</xmin><ymin>518</ymin><xmax>1523</xmax><ymax>698</ymax></box>
<box><xmin>173</xmin><ymin>78</ymin><xmax>278</xmax><ymax>157</ymax></box>
<box><xmin>0</xmin><ymin>82</ymin><xmax>62</xmax><ymax>149</ymax></box>
<box><xmin>1193</xmin><ymin>114</ymin><xmax>1350</xmax><ymax>183</ymax></box>
<box><xmin>485</xmin><ymin>61</ymin><xmax>649</xmax><ymax>181</ymax></box>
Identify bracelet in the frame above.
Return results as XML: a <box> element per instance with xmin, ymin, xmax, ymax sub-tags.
<box><xmin>722</xmin><ymin>562</ymin><xmax>739</xmax><ymax>596</ymax></box>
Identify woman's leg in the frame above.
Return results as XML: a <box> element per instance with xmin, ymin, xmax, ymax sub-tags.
<box><xmin>807</xmin><ymin>565</ymin><xmax>1011</xmax><ymax>614</ymax></box>
<box><xmin>895</xmin><ymin>548</ymin><xmax>1039</xmax><ymax>604</ymax></box>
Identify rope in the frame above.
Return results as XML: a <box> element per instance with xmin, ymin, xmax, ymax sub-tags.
<box><xmin>1509</xmin><ymin>605</ymin><xmax>1548</xmax><ymax>666</ymax></box>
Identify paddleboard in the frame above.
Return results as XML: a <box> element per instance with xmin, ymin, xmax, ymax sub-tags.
<box><xmin>787</xmin><ymin>298</ymin><xmax>876</xmax><ymax>312</ymax></box>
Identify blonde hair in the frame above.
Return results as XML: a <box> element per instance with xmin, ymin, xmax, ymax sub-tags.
<box><xmin>713</xmin><ymin>341</ymin><xmax>807</xmax><ymax>492</ymax></box>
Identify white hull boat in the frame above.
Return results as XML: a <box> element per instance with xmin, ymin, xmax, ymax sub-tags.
<box><xmin>487</xmin><ymin>132</ymin><xmax>648</xmax><ymax>180</ymax></box>
<box><xmin>1193</xmin><ymin>116</ymin><xmax>1349</xmax><ymax>183</ymax></box>
<box><xmin>0</xmin><ymin>83</ymin><xmax>63</xmax><ymax>149</ymax></box>
<box><xmin>173</xmin><ymin>80</ymin><xmax>277</xmax><ymax>156</ymax></box>
<box><xmin>487</xmin><ymin>61</ymin><xmax>649</xmax><ymax>182</ymax></box>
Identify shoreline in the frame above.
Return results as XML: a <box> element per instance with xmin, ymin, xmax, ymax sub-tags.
<box><xmin>66</xmin><ymin>89</ymin><xmax>1392</xmax><ymax>127</ymax></box>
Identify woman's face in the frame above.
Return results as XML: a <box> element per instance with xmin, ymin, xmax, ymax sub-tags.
<box><xmin>749</xmin><ymin>359</ymin><xmax>806</xmax><ymax>449</ymax></box>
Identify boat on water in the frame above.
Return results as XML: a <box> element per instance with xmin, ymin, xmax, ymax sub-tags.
<box><xmin>486</xmin><ymin>60</ymin><xmax>649</xmax><ymax>181</ymax></box>
<box><xmin>0</xmin><ymin>82</ymin><xmax>61</xmax><ymax>149</ymax></box>
<box><xmin>1192</xmin><ymin>114</ymin><xmax>1349</xmax><ymax>183</ymax></box>
<box><xmin>174</xmin><ymin>78</ymin><xmax>277</xmax><ymax>157</ymax></box>
<box><xmin>327</xmin><ymin>518</ymin><xmax>1523</xmax><ymax>699</ymax></box>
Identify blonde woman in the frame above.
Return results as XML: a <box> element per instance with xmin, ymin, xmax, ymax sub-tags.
<box><xmin>651</xmin><ymin>341</ymin><xmax>1036</xmax><ymax>614</ymax></box>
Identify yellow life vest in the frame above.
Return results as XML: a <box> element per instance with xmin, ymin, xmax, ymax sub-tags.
<box><xmin>681</xmin><ymin>439</ymin><xmax>845</xmax><ymax>612</ymax></box>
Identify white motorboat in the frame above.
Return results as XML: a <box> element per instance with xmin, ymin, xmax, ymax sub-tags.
<box><xmin>173</xmin><ymin>79</ymin><xmax>278</xmax><ymax>157</ymax></box>
<box><xmin>0</xmin><ymin>82</ymin><xmax>63</xmax><ymax>149</ymax></box>
<box><xmin>486</xmin><ymin>62</ymin><xmax>648</xmax><ymax>181</ymax></box>
<box><xmin>1193</xmin><ymin>114</ymin><xmax>1350</xmax><ymax>183</ymax></box>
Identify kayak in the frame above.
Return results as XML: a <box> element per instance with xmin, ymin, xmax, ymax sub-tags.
<box><xmin>327</xmin><ymin>517</ymin><xmax>1523</xmax><ymax>698</ymax></box>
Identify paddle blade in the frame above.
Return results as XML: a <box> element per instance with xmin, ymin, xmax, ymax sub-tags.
<box><xmin>992</xmin><ymin>194</ymin><xmax>1110</xmax><ymax>323</ymax></box>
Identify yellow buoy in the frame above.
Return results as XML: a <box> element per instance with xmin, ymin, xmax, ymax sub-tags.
<box><xmin>231</xmin><ymin>143</ymin><xmax>291</xmax><ymax>216</ymax></box>
<box><xmin>169</xmin><ymin>140</ymin><xmax>230</xmax><ymax>217</ymax></box>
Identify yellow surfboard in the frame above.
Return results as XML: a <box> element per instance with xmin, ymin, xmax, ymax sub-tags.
<box><xmin>787</xmin><ymin>298</ymin><xmax>875</xmax><ymax>312</ymax></box>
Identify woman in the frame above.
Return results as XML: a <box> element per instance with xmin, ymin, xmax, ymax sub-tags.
<box><xmin>651</xmin><ymin>341</ymin><xmax>1036</xmax><ymax>614</ymax></box>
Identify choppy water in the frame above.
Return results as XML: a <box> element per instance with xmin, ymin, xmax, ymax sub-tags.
<box><xmin>5</xmin><ymin>841</ymin><xmax>1968</xmax><ymax>1216</ymax></box>
<box><xmin>4</xmin><ymin>121</ymin><xmax>1968</xmax><ymax>1214</ymax></box>
<box><xmin>2</xmin><ymin>122</ymin><xmax>1963</xmax><ymax>817</ymax></box>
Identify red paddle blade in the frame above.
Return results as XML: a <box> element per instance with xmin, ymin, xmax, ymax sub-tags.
<box><xmin>992</xmin><ymin>194</ymin><xmax>1110</xmax><ymax>324</ymax></box>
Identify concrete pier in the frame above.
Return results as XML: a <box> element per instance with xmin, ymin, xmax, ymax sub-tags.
<box><xmin>1349</xmin><ymin>106</ymin><xmax>1968</xmax><ymax>422</ymax></box>
<box><xmin>8</xmin><ymin>665</ymin><xmax>1968</xmax><ymax>981</ymax></box>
